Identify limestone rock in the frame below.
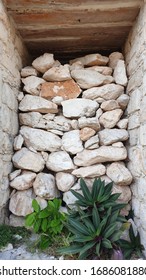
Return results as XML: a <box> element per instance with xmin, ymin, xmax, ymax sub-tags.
<box><xmin>56</xmin><ymin>172</ymin><xmax>76</xmax><ymax>192</ymax></box>
<box><xmin>61</xmin><ymin>98</ymin><xmax>98</xmax><ymax>118</ymax></box>
<box><xmin>33</xmin><ymin>173</ymin><xmax>59</xmax><ymax>199</ymax></box>
<box><xmin>82</xmin><ymin>84</ymin><xmax>124</xmax><ymax>100</ymax></box>
<box><xmin>113</xmin><ymin>60</ymin><xmax>128</xmax><ymax>86</ymax></box>
<box><xmin>99</xmin><ymin>109</ymin><xmax>123</xmax><ymax>128</ymax></box>
<box><xmin>72</xmin><ymin>164</ymin><xmax>106</xmax><ymax>178</ymax></box>
<box><xmin>62</xmin><ymin>130</ymin><xmax>83</xmax><ymax>154</ymax></box>
<box><xmin>63</xmin><ymin>189</ymin><xmax>82</xmax><ymax>209</ymax></box>
<box><xmin>70</xmin><ymin>53</ymin><xmax>109</xmax><ymax>66</ymax></box>
<box><xmin>117</xmin><ymin>94</ymin><xmax>129</xmax><ymax>110</ymax></box>
<box><xmin>32</xmin><ymin>53</ymin><xmax>55</xmax><ymax>73</ymax></box>
<box><xmin>9</xmin><ymin>214</ymin><xmax>25</xmax><ymax>227</ymax></box>
<box><xmin>12</xmin><ymin>148</ymin><xmax>45</xmax><ymax>172</ymax></box>
<box><xmin>52</xmin><ymin>96</ymin><xmax>64</xmax><ymax>105</ymax></box>
<box><xmin>9</xmin><ymin>169</ymin><xmax>21</xmax><ymax>181</ymax></box>
<box><xmin>19</xmin><ymin>112</ymin><xmax>43</xmax><ymax>128</ymax></box>
<box><xmin>9</xmin><ymin>189</ymin><xmax>34</xmax><ymax>216</ymax></box>
<box><xmin>46</xmin><ymin>151</ymin><xmax>75</xmax><ymax>172</ymax></box>
<box><xmin>98</xmin><ymin>129</ymin><xmax>129</xmax><ymax>145</ymax></box>
<box><xmin>79</xmin><ymin>127</ymin><xmax>96</xmax><ymax>141</ymax></box>
<box><xmin>112</xmin><ymin>142</ymin><xmax>124</xmax><ymax>148</ymax></box>
<box><xmin>106</xmin><ymin>162</ymin><xmax>133</xmax><ymax>186</ymax></box>
<box><xmin>22</xmin><ymin>76</ymin><xmax>45</xmax><ymax>95</ymax></box>
<box><xmin>74</xmin><ymin>146</ymin><xmax>127</xmax><ymax>166</ymax></box>
<box><xmin>117</xmin><ymin>119</ymin><xmax>128</xmax><ymax>129</ymax></box>
<box><xmin>43</xmin><ymin>65</ymin><xmax>71</xmax><ymax>81</ymax></box>
<box><xmin>71</xmin><ymin>69</ymin><xmax>113</xmax><ymax>89</ymax></box>
<box><xmin>69</xmin><ymin>61</ymin><xmax>84</xmax><ymax>71</ymax></box>
<box><xmin>40</xmin><ymin>79</ymin><xmax>81</xmax><ymax>100</ymax></box>
<box><xmin>112</xmin><ymin>185</ymin><xmax>131</xmax><ymax>203</ymax></box>
<box><xmin>21</xmin><ymin>66</ymin><xmax>38</xmax><ymax>78</ymax></box>
<box><xmin>84</xmin><ymin>135</ymin><xmax>99</xmax><ymax>149</ymax></box>
<box><xmin>19</xmin><ymin>95</ymin><xmax>58</xmax><ymax>114</ymax></box>
<box><xmin>20</xmin><ymin>126</ymin><xmax>62</xmax><ymax>152</ymax></box>
<box><xmin>88</xmin><ymin>66</ymin><xmax>112</xmax><ymax>76</ymax></box>
<box><xmin>14</xmin><ymin>135</ymin><xmax>24</xmax><ymax>151</ymax></box>
<box><xmin>101</xmin><ymin>100</ymin><xmax>120</xmax><ymax>111</ymax></box>
<box><xmin>109</xmin><ymin>52</ymin><xmax>124</xmax><ymax>69</ymax></box>
<box><xmin>10</xmin><ymin>171</ymin><xmax>36</xmax><ymax>190</ymax></box>
<box><xmin>17</xmin><ymin>92</ymin><xmax>24</xmax><ymax>102</ymax></box>
<box><xmin>78</xmin><ymin>116</ymin><xmax>100</xmax><ymax>131</ymax></box>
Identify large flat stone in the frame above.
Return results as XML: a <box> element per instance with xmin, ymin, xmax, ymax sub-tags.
<box><xmin>43</xmin><ymin>65</ymin><xmax>71</xmax><ymax>81</ymax></box>
<box><xmin>72</xmin><ymin>164</ymin><xmax>106</xmax><ymax>178</ymax></box>
<box><xmin>106</xmin><ymin>162</ymin><xmax>133</xmax><ymax>185</ymax></box>
<box><xmin>10</xmin><ymin>171</ymin><xmax>36</xmax><ymax>190</ymax></box>
<box><xmin>33</xmin><ymin>173</ymin><xmax>59</xmax><ymax>199</ymax></box>
<box><xmin>22</xmin><ymin>76</ymin><xmax>45</xmax><ymax>95</ymax></box>
<box><xmin>32</xmin><ymin>53</ymin><xmax>55</xmax><ymax>73</ymax></box>
<box><xmin>46</xmin><ymin>151</ymin><xmax>75</xmax><ymax>172</ymax></box>
<box><xmin>70</xmin><ymin>53</ymin><xmax>109</xmax><ymax>66</ymax></box>
<box><xmin>99</xmin><ymin>109</ymin><xmax>123</xmax><ymax>128</ymax></box>
<box><xmin>82</xmin><ymin>84</ymin><xmax>124</xmax><ymax>100</ymax></box>
<box><xmin>98</xmin><ymin>129</ymin><xmax>129</xmax><ymax>145</ymax></box>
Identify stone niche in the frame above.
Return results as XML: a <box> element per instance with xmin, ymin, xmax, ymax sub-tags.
<box><xmin>9</xmin><ymin>51</ymin><xmax>133</xmax><ymax>222</ymax></box>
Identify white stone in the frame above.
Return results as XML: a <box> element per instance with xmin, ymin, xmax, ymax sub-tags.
<box><xmin>101</xmin><ymin>100</ymin><xmax>120</xmax><ymax>111</ymax></box>
<box><xmin>46</xmin><ymin>151</ymin><xmax>75</xmax><ymax>172</ymax></box>
<box><xmin>20</xmin><ymin>126</ymin><xmax>62</xmax><ymax>152</ymax></box>
<box><xmin>33</xmin><ymin>173</ymin><xmax>59</xmax><ymax>199</ymax></box>
<box><xmin>19</xmin><ymin>95</ymin><xmax>58</xmax><ymax>114</ymax></box>
<box><xmin>112</xmin><ymin>142</ymin><xmax>124</xmax><ymax>148</ymax></box>
<box><xmin>112</xmin><ymin>185</ymin><xmax>131</xmax><ymax>203</ymax></box>
<box><xmin>9</xmin><ymin>214</ymin><xmax>25</xmax><ymax>227</ymax></box>
<box><xmin>12</xmin><ymin>148</ymin><xmax>45</xmax><ymax>172</ymax></box>
<box><xmin>10</xmin><ymin>171</ymin><xmax>36</xmax><ymax>190</ymax></box>
<box><xmin>106</xmin><ymin>162</ymin><xmax>133</xmax><ymax>185</ymax></box>
<box><xmin>21</xmin><ymin>66</ymin><xmax>38</xmax><ymax>78</ymax></box>
<box><xmin>43</xmin><ymin>65</ymin><xmax>71</xmax><ymax>81</ymax></box>
<box><xmin>98</xmin><ymin>129</ymin><xmax>129</xmax><ymax>145</ymax></box>
<box><xmin>109</xmin><ymin>52</ymin><xmax>124</xmax><ymax>69</ymax></box>
<box><xmin>117</xmin><ymin>94</ymin><xmax>129</xmax><ymax>110</ymax></box>
<box><xmin>56</xmin><ymin>172</ymin><xmax>76</xmax><ymax>192</ymax></box>
<box><xmin>61</xmin><ymin>98</ymin><xmax>98</xmax><ymax>118</ymax></box>
<box><xmin>96</xmin><ymin>108</ymin><xmax>103</xmax><ymax>118</ymax></box>
<box><xmin>99</xmin><ymin>109</ymin><xmax>123</xmax><ymax>128</ymax></box>
<box><xmin>71</xmin><ymin>120</ymin><xmax>79</xmax><ymax>130</ymax></box>
<box><xmin>72</xmin><ymin>164</ymin><xmax>106</xmax><ymax>178</ymax></box>
<box><xmin>9</xmin><ymin>189</ymin><xmax>35</xmax><ymax>216</ymax></box>
<box><xmin>52</xmin><ymin>96</ymin><xmax>64</xmax><ymax>105</ymax></box>
<box><xmin>84</xmin><ymin>135</ymin><xmax>99</xmax><ymax>149</ymax></box>
<box><xmin>17</xmin><ymin>92</ymin><xmax>24</xmax><ymax>102</ymax></box>
<box><xmin>41</xmin><ymin>151</ymin><xmax>49</xmax><ymax>162</ymax></box>
<box><xmin>88</xmin><ymin>66</ymin><xmax>113</xmax><ymax>76</ymax></box>
<box><xmin>19</xmin><ymin>112</ymin><xmax>42</xmax><ymax>128</ymax></box>
<box><xmin>78</xmin><ymin>116</ymin><xmax>100</xmax><ymax>131</ymax></box>
<box><xmin>74</xmin><ymin>146</ymin><xmax>127</xmax><ymax>166</ymax></box>
<box><xmin>71</xmin><ymin>69</ymin><xmax>113</xmax><ymax>89</ymax></box>
<box><xmin>113</xmin><ymin>60</ymin><xmax>128</xmax><ymax>86</ymax></box>
<box><xmin>14</xmin><ymin>134</ymin><xmax>24</xmax><ymax>151</ymax></box>
<box><xmin>70</xmin><ymin>53</ymin><xmax>109</xmax><ymax>66</ymax></box>
<box><xmin>32</xmin><ymin>53</ymin><xmax>55</xmax><ymax>73</ymax></box>
<box><xmin>117</xmin><ymin>119</ymin><xmax>128</xmax><ymax>129</ymax></box>
<box><xmin>69</xmin><ymin>61</ymin><xmax>84</xmax><ymax>71</ymax></box>
<box><xmin>63</xmin><ymin>189</ymin><xmax>82</xmax><ymax>209</ymax></box>
<box><xmin>22</xmin><ymin>76</ymin><xmax>45</xmax><ymax>95</ymax></box>
<box><xmin>82</xmin><ymin>83</ymin><xmax>124</xmax><ymax>100</ymax></box>
<box><xmin>62</xmin><ymin>130</ymin><xmax>83</xmax><ymax>154</ymax></box>
<box><xmin>79</xmin><ymin>127</ymin><xmax>96</xmax><ymax>141</ymax></box>
<box><xmin>9</xmin><ymin>169</ymin><xmax>21</xmax><ymax>181</ymax></box>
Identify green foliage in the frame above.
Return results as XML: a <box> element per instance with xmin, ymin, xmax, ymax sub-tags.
<box><xmin>118</xmin><ymin>224</ymin><xmax>144</xmax><ymax>259</ymax></box>
<box><xmin>58</xmin><ymin>178</ymin><xmax>126</xmax><ymax>259</ymax></box>
<box><xmin>0</xmin><ymin>224</ymin><xmax>30</xmax><ymax>249</ymax></box>
<box><xmin>25</xmin><ymin>198</ymin><xmax>66</xmax><ymax>249</ymax></box>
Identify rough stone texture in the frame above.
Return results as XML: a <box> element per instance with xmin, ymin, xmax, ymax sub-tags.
<box><xmin>113</xmin><ymin>60</ymin><xmax>128</xmax><ymax>86</ymax></box>
<box><xmin>70</xmin><ymin>53</ymin><xmax>109</xmax><ymax>66</ymax></box>
<box><xmin>61</xmin><ymin>98</ymin><xmax>98</xmax><ymax>118</ymax></box>
<box><xmin>33</xmin><ymin>173</ymin><xmax>59</xmax><ymax>199</ymax></box>
<box><xmin>10</xmin><ymin>171</ymin><xmax>36</xmax><ymax>190</ymax></box>
<box><xmin>79</xmin><ymin>127</ymin><xmax>96</xmax><ymax>141</ymax></box>
<box><xmin>88</xmin><ymin>66</ymin><xmax>112</xmax><ymax>76</ymax></box>
<box><xmin>71</xmin><ymin>69</ymin><xmax>113</xmax><ymax>89</ymax></box>
<box><xmin>21</xmin><ymin>66</ymin><xmax>38</xmax><ymax>78</ymax></box>
<box><xmin>46</xmin><ymin>151</ymin><xmax>75</xmax><ymax>172</ymax></box>
<box><xmin>56</xmin><ymin>172</ymin><xmax>76</xmax><ymax>192</ymax></box>
<box><xmin>78</xmin><ymin>116</ymin><xmax>100</xmax><ymax>131</ymax></box>
<box><xmin>22</xmin><ymin>76</ymin><xmax>45</xmax><ymax>95</ymax></box>
<box><xmin>20</xmin><ymin>126</ymin><xmax>62</xmax><ymax>152</ymax></box>
<box><xmin>9</xmin><ymin>189</ymin><xmax>34</xmax><ymax>216</ymax></box>
<box><xmin>101</xmin><ymin>100</ymin><xmax>120</xmax><ymax>111</ymax></box>
<box><xmin>32</xmin><ymin>53</ymin><xmax>55</xmax><ymax>73</ymax></box>
<box><xmin>117</xmin><ymin>94</ymin><xmax>130</xmax><ymax>110</ymax></box>
<box><xmin>74</xmin><ymin>146</ymin><xmax>127</xmax><ymax>166</ymax></box>
<box><xmin>62</xmin><ymin>130</ymin><xmax>83</xmax><ymax>154</ymax></box>
<box><xmin>40</xmin><ymin>79</ymin><xmax>81</xmax><ymax>100</ymax></box>
<box><xmin>99</xmin><ymin>109</ymin><xmax>123</xmax><ymax>128</ymax></box>
<box><xmin>43</xmin><ymin>64</ymin><xmax>71</xmax><ymax>81</ymax></box>
<box><xmin>82</xmin><ymin>83</ymin><xmax>124</xmax><ymax>100</ymax></box>
<box><xmin>14</xmin><ymin>134</ymin><xmax>24</xmax><ymax>150</ymax></box>
<box><xmin>19</xmin><ymin>95</ymin><xmax>58</xmax><ymax>114</ymax></box>
<box><xmin>109</xmin><ymin>52</ymin><xmax>124</xmax><ymax>69</ymax></box>
<box><xmin>98</xmin><ymin>129</ymin><xmax>129</xmax><ymax>145</ymax></box>
<box><xmin>84</xmin><ymin>135</ymin><xmax>99</xmax><ymax>149</ymax></box>
<box><xmin>106</xmin><ymin>162</ymin><xmax>133</xmax><ymax>185</ymax></box>
<box><xmin>12</xmin><ymin>148</ymin><xmax>45</xmax><ymax>172</ymax></box>
<box><xmin>72</xmin><ymin>164</ymin><xmax>106</xmax><ymax>178</ymax></box>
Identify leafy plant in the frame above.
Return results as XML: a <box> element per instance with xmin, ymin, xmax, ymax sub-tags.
<box><xmin>118</xmin><ymin>224</ymin><xmax>144</xmax><ymax>259</ymax></box>
<box><xmin>58</xmin><ymin>178</ymin><xmax>127</xmax><ymax>259</ymax></box>
<box><xmin>25</xmin><ymin>198</ymin><xmax>66</xmax><ymax>249</ymax></box>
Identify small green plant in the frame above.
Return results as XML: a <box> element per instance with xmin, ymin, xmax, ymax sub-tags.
<box><xmin>58</xmin><ymin>178</ymin><xmax>127</xmax><ymax>259</ymax></box>
<box><xmin>25</xmin><ymin>198</ymin><xmax>66</xmax><ymax>249</ymax></box>
<box><xmin>118</xmin><ymin>224</ymin><xmax>144</xmax><ymax>259</ymax></box>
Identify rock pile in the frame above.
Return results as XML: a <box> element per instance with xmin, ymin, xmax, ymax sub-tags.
<box><xmin>9</xmin><ymin>52</ymin><xmax>132</xmax><ymax>224</ymax></box>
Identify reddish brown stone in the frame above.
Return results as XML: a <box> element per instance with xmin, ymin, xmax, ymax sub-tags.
<box><xmin>40</xmin><ymin>79</ymin><xmax>81</xmax><ymax>100</ymax></box>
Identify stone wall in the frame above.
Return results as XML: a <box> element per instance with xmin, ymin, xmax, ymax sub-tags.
<box><xmin>0</xmin><ymin>0</ymin><xmax>29</xmax><ymax>222</ymax></box>
<box><xmin>124</xmin><ymin>3</ymin><xmax>146</xmax><ymax>256</ymax></box>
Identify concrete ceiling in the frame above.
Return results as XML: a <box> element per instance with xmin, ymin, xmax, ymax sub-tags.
<box><xmin>6</xmin><ymin>0</ymin><xmax>143</xmax><ymax>61</ymax></box>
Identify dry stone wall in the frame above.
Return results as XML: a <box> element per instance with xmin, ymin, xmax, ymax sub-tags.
<box><xmin>9</xmin><ymin>51</ymin><xmax>133</xmax><ymax>225</ymax></box>
<box><xmin>0</xmin><ymin>0</ymin><xmax>29</xmax><ymax>223</ymax></box>
<box><xmin>124</xmin><ymin>3</ymin><xmax>146</xmax><ymax>256</ymax></box>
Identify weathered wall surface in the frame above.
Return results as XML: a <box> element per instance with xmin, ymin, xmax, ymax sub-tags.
<box><xmin>0</xmin><ymin>0</ymin><xmax>29</xmax><ymax>222</ymax></box>
<box><xmin>124</xmin><ymin>3</ymin><xmax>146</xmax><ymax>256</ymax></box>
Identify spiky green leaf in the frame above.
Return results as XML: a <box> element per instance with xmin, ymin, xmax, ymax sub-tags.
<box><xmin>102</xmin><ymin>238</ymin><xmax>113</xmax><ymax>249</ymax></box>
<box><xmin>80</xmin><ymin>178</ymin><xmax>93</xmax><ymax>202</ymax></box>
